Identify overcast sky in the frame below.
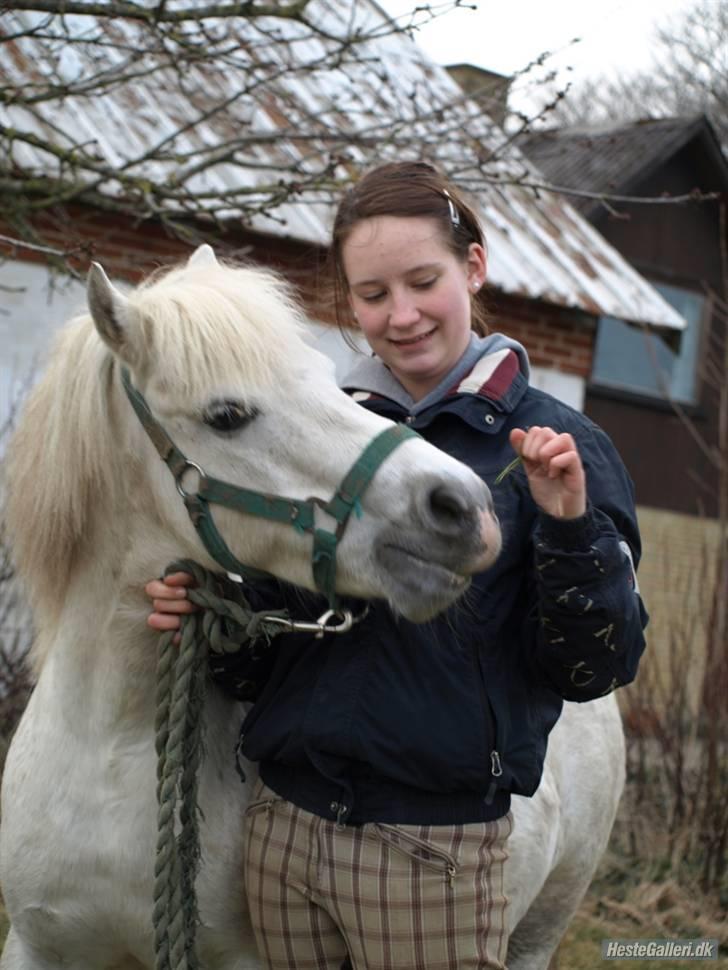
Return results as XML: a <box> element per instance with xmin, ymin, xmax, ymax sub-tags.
<box><xmin>380</xmin><ymin>0</ymin><xmax>697</xmax><ymax>109</ymax></box>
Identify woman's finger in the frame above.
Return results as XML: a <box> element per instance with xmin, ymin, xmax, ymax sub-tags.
<box><xmin>163</xmin><ymin>572</ymin><xmax>196</xmax><ymax>587</ymax></box>
<box><xmin>145</xmin><ymin>579</ymin><xmax>190</xmax><ymax>600</ymax></box>
<box><xmin>148</xmin><ymin>612</ymin><xmax>183</xmax><ymax>632</ymax></box>
<box><xmin>152</xmin><ymin>597</ymin><xmax>196</xmax><ymax>615</ymax></box>
<box><xmin>546</xmin><ymin>450</ymin><xmax>583</xmax><ymax>482</ymax></box>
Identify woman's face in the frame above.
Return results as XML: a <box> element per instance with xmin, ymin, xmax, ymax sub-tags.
<box><xmin>342</xmin><ymin>215</ymin><xmax>486</xmax><ymax>401</ymax></box>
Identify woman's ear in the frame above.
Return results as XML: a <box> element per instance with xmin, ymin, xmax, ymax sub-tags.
<box><xmin>466</xmin><ymin>243</ymin><xmax>487</xmax><ymax>291</ymax></box>
<box><xmin>347</xmin><ymin>292</ymin><xmax>359</xmax><ymax>325</ymax></box>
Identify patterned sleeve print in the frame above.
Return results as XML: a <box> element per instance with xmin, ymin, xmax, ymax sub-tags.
<box><xmin>528</xmin><ymin>423</ymin><xmax>649</xmax><ymax>701</ymax></box>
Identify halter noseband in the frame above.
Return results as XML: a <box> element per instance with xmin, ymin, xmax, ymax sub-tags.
<box><xmin>121</xmin><ymin>368</ymin><xmax>418</xmax><ymax>610</ymax></box>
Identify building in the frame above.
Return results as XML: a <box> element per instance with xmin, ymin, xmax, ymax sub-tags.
<box><xmin>0</xmin><ymin>4</ymin><xmax>682</xmax><ymax>428</ymax></box>
<box><xmin>521</xmin><ymin>115</ymin><xmax>728</xmax><ymax>718</ymax></box>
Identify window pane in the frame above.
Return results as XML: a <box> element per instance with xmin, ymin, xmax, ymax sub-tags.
<box><xmin>654</xmin><ymin>282</ymin><xmax>703</xmax><ymax>402</ymax></box>
<box><xmin>591</xmin><ymin>282</ymin><xmax>704</xmax><ymax>404</ymax></box>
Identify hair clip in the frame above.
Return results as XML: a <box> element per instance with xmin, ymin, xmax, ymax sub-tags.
<box><xmin>442</xmin><ymin>190</ymin><xmax>460</xmax><ymax>228</ymax></box>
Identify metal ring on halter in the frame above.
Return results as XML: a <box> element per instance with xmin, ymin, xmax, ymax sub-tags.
<box><xmin>175</xmin><ymin>459</ymin><xmax>207</xmax><ymax>498</ymax></box>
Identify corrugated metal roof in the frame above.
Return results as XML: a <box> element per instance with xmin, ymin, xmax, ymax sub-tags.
<box><xmin>0</xmin><ymin>3</ymin><xmax>684</xmax><ymax>330</ymax></box>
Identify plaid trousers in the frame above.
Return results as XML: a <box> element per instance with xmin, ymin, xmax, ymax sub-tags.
<box><xmin>243</xmin><ymin>780</ymin><xmax>512</xmax><ymax>970</ymax></box>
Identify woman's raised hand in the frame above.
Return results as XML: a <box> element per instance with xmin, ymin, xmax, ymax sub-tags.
<box><xmin>145</xmin><ymin>571</ymin><xmax>198</xmax><ymax>635</ymax></box>
<box><xmin>509</xmin><ymin>426</ymin><xmax>586</xmax><ymax>520</ymax></box>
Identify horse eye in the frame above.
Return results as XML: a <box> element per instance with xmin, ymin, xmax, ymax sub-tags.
<box><xmin>203</xmin><ymin>401</ymin><xmax>258</xmax><ymax>433</ymax></box>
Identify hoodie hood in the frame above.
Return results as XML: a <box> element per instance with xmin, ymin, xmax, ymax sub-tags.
<box><xmin>340</xmin><ymin>332</ymin><xmax>530</xmax><ymax>416</ymax></box>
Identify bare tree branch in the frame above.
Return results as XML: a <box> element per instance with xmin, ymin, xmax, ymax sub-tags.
<box><xmin>3</xmin><ymin>1</ymin><xmax>313</xmax><ymax>24</ymax></box>
<box><xmin>0</xmin><ymin>0</ymin><xmax>716</xmax><ymax>277</ymax></box>
<box><xmin>544</xmin><ymin>0</ymin><xmax>728</xmax><ymax>149</ymax></box>
<box><xmin>0</xmin><ymin>231</ymin><xmax>84</xmax><ymax>257</ymax></box>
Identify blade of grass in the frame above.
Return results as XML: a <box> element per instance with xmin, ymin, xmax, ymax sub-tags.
<box><xmin>494</xmin><ymin>456</ymin><xmax>522</xmax><ymax>485</ymax></box>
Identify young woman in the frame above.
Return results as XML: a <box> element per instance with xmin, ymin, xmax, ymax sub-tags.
<box><xmin>146</xmin><ymin>162</ymin><xmax>648</xmax><ymax>970</ymax></box>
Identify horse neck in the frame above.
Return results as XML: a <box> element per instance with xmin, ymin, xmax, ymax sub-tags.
<box><xmin>37</xmin><ymin>509</ymin><xmax>187</xmax><ymax>733</ymax></box>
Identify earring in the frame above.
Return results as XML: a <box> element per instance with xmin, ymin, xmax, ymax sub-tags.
<box><xmin>472</xmin><ymin>280</ymin><xmax>481</xmax><ymax>292</ymax></box>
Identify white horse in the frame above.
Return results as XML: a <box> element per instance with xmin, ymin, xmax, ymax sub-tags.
<box><xmin>0</xmin><ymin>245</ymin><xmax>623</xmax><ymax>969</ymax></box>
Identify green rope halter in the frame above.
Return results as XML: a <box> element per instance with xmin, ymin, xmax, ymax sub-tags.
<box><xmin>121</xmin><ymin>367</ymin><xmax>418</xmax><ymax>609</ymax></box>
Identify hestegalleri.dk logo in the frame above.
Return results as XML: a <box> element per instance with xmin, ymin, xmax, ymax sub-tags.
<box><xmin>601</xmin><ymin>938</ymin><xmax>719</xmax><ymax>960</ymax></box>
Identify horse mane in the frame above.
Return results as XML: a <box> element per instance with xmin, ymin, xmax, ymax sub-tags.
<box><xmin>4</xmin><ymin>259</ymin><xmax>309</xmax><ymax>666</ymax></box>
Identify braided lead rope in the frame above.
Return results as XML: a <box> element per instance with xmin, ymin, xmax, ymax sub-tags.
<box><xmin>153</xmin><ymin>561</ymin><xmax>288</xmax><ymax>970</ymax></box>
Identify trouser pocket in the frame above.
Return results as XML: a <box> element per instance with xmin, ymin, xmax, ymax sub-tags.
<box><xmin>367</xmin><ymin>822</ymin><xmax>459</xmax><ymax>884</ymax></box>
<box><xmin>243</xmin><ymin>779</ymin><xmax>285</xmax><ymax>819</ymax></box>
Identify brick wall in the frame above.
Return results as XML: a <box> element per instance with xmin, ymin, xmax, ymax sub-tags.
<box><xmin>1</xmin><ymin>209</ymin><xmax>190</xmax><ymax>281</ymax></box>
<box><xmin>1</xmin><ymin>208</ymin><xmax>601</xmax><ymax>377</ymax></box>
<box><xmin>492</xmin><ymin>292</ymin><xmax>597</xmax><ymax>379</ymax></box>
<box><xmin>0</xmin><ymin>207</ymin><xmax>331</xmax><ymax>322</ymax></box>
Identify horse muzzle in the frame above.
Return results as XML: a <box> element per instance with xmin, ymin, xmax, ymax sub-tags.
<box><xmin>373</xmin><ymin>473</ymin><xmax>501</xmax><ymax>621</ymax></box>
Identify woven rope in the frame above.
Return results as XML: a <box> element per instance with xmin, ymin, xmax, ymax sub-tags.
<box><xmin>153</xmin><ymin>560</ymin><xmax>286</xmax><ymax>970</ymax></box>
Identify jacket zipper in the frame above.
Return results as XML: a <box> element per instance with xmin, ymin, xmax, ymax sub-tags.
<box><xmin>473</xmin><ymin>648</ymin><xmax>505</xmax><ymax>805</ymax></box>
<box><xmin>491</xmin><ymin>750</ymin><xmax>503</xmax><ymax>777</ymax></box>
<box><xmin>485</xmin><ymin>749</ymin><xmax>504</xmax><ymax>804</ymax></box>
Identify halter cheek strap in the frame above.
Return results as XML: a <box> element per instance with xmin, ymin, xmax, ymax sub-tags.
<box><xmin>120</xmin><ymin>368</ymin><xmax>419</xmax><ymax>609</ymax></box>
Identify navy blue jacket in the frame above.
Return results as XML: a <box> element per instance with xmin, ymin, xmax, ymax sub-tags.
<box><xmin>210</xmin><ymin>338</ymin><xmax>648</xmax><ymax>826</ymax></box>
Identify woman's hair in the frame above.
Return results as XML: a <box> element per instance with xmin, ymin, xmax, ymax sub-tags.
<box><xmin>329</xmin><ymin>161</ymin><xmax>489</xmax><ymax>336</ymax></box>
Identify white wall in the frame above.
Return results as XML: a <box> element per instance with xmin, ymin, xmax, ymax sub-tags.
<box><xmin>530</xmin><ymin>365</ymin><xmax>585</xmax><ymax>412</ymax></box>
<box><xmin>304</xmin><ymin>320</ymin><xmax>369</xmax><ymax>381</ymax></box>
<box><xmin>0</xmin><ymin>260</ymin><xmax>86</xmax><ymax>431</ymax></box>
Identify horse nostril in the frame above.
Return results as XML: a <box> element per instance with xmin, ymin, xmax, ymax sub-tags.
<box><xmin>427</xmin><ymin>484</ymin><xmax>470</xmax><ymax>529</ymax></box>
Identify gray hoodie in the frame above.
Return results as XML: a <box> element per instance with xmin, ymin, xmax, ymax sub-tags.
<box><xmin>340</xmin><ymin>332</ymin><xmax>530</xmax><ymax>413</ymax></box>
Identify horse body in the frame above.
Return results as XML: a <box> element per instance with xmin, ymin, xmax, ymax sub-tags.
<box><xmin>0</xmin><ymin>248</ymin><xmax>622</xmax><ymax>969</ymax></box>
<box><xmin>4</xmin><ymin>703</ymin><xmax>257</xmax><ymax>968</ymax></box>
<box><xmin>506</xmin><ymin>694</ymin><xmax>624</xmax><ymax>968</ymax></box>
<box><xmin>1</xmin><ymin>537</ymin><xmax>259</xmax><ymax>967</ymax></box>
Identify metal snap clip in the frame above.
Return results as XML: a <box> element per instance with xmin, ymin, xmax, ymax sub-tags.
<box><xmin>261</xmin><ymin>604</ymin><xmax>369</xmax><ymax>637</ymax></box>
<box><xmin>314</xmin><ymin>609</ymin><xmax>355</xmax><ymax>638</ymax></box>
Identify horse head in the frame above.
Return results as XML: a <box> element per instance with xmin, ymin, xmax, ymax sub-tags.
<box><xmin>86</xmin><ymin>245</ymin><xmax>501</xmax><ymax>620</ymax></box>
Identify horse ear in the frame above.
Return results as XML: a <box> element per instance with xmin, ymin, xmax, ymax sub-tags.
<box><xmin>87</xmin><ymin>262</ymin><xmax>132</xmax><ymax>354</ymax></box>
<box><xmin>187</xmin><ymin>244</ymin><xmax>219</xmax><ymax>268</ymax></box>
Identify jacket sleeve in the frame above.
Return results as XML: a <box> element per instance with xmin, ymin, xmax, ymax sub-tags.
<box><xmin>527</xmin><ymin>423</ymin><xmax>648</xmax><ymax>701</ymax></box>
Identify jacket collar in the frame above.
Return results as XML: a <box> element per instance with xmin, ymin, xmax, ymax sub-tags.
<box><xmin>341</xmin><ymin>333</ymin><xmax>530</xmax><ymax>423</ymax></box>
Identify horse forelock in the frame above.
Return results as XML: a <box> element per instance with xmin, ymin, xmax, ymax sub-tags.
<box><xmin>128</xmin><ymin>262</ymin><xmax>310</xmax><ymax>402</ymax></box>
